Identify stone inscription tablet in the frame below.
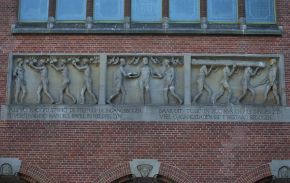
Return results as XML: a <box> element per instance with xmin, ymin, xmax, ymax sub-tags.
<box><xmin>1</xmin><ymin>105</ymin><xmax>290</xmax><ymax>122</ymax></box>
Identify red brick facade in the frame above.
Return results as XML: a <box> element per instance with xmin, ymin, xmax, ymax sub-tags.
<box><xmin>0</xmin><ymin>0</ymin><xmax>290</xmax><ymax>183</ymax></box>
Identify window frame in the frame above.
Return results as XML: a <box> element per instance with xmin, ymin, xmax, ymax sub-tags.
<box><xmin>18</xmin><ymin>0</ymin><xmax>50</xmax><ymax>23</ymax></box>
<box><xmin>93</xmin><ymin>0</ymin><xmax>125</xmax><ymax>23</ymax></box>
<box><xmin>207</xmin><ymin>0</ymin><xmax>239</xmax><ymax>24</ymax></box>
<box><xmin>169</xmin><ymin>0</ymin><xmax>200</xmax><ymax>23</ymax></box>
<box><xmin>55</xmin><ymin>0</ymin><xmax>87</xmax><ymax>22</ymax></box>
<box><xmin>131</xmin><ymin>0</ymin><xmax>163</xmax><ymax>23</ymax></box>
<box><xmin>245</xmin><ymin>0</ymin><xmax>277</xmax><ymax>25</ymax></box>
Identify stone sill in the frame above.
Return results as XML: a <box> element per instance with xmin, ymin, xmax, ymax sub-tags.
<box><xmin>11</xmin><ymin>25</ymin><xmax>282</xmax><ymax>35</ymax></box>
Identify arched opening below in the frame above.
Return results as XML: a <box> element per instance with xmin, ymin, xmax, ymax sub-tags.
<box><xmin>255</xmin><ymin>176</ymin><xmax>290</xmax><ymax>183</ymax></box>
<box><xmin>0</xmin><ymin>175</ymin><xmax>30</xmax><ymax>183</ymax></box>
<box><xmin>112</xmin><ymin>174</ymin><xmax>176</xmax><ymax>183</ymax></box>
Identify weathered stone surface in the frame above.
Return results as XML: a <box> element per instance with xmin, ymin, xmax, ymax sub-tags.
<box><xmin>1</xmin><ymin>104</ymin><xmax>289</xmax><ymax>122</ymax></box>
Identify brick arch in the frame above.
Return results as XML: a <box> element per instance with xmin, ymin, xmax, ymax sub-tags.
<box><xmin>95</xmin><ymin>162</ymin><xmax>195</xmax><ymax>183</ymax></box>
<box><xmin>19</xmin><ymin>162</ymin><xmax>58</xmax><ymax>183</ymax></box>
<box><xmin>234</xmin><ymin>164</ymin><xmax>273</xmax><ymax>183</ymax></box>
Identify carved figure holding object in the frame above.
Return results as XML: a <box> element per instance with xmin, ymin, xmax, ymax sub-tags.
<box><xmin>107</xmin><ymin>58</ymin><xmax>139</xmax><ymax>104</ymax></box>
<box><xmin>212</xmin><ymin>64</ymin><xmax>237</xmax><ymax>104</ymax></box>
<box><xmin>27</xmin><ymin>58</ymin><xmax>55</xmax><ymax>104</ymax></box>
<box><xmin>72</xmin><ymin>57</ymin><xmax>98</xmax><ymax>104</ymax></box>
<box><xmin>13</xmin><ymin>58</ymin><xmax>27</xmax><ymax>103</ymax></box>
<box><xmin>193</xmin><ymin>65</ymin><xmax>214</xmax><ymax>104</ymax></box>
<box><xmin>258</xmin><ymin>59</ymin><xmax>280</xmax><ymax>105</ymax></box>
<box><xmin>50</xmin><ymin>58</ymin><xmax>76</xmax><ymax>104</ymax></box>
<box><xmin>237</xmin><ymin>65</ymin><xmax>261</xmax><ymax>104</ymax></box>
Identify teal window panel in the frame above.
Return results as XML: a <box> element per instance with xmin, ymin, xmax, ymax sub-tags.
<box><xmin>94</xmin><ymin>0</ymin><xmax>124</xmax><ymax>21</ymax></box>
<box><xmin>169</xmin><ymin>0</ymin><xmax>200</xmax><ymax>22</ymax></box>
<box><xmin>56</xmin><ymin>0</ymin><xmax>87</xmax><ymax>21</ymax></box>
<box><xmin>131</xmin><ymin>0</ymin><xmax>162</xmax><ymax>22</ymax></box>
<box><xmin>19</xmin><ymin>0</ymin><xmax>49</xmax><ymax>22</ymax></box>
<box><xmin>246</xmin><ymin>0</ymin><xmax>276</xmax><ymax>23</ymax></box>
<box><xmin>207</xmin><ymin>0</ymin><xmax>238</xmax><ymax>23</ymax></box>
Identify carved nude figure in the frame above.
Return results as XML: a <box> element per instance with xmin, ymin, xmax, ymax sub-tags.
<box><xmin>107</xmin><ymin>58</ymin><xmax>139</xmax><ymax>104</ymax></box>
<box><xmin>238</xmin><ymin>66</ymin><xmax>260</xmax><ymax>103</ymax></box>
<box><xmin>72</xmin><ymin>57</ymin><xmax>98</xmax><ymax>104</ymax></box>
<box><xmin>261</xmin><ymin>59</ymin><xmax>280</xmax><ymax>105</ymax></box>
<box><xmin>193</xmin><ymin>65</ymin><xmax>214</xmax><ymax>104</ymax></box>
<box><xmin>13</xmin><ymin>58</ymin><xmax>26</xmax><ymax>103</ymax></box>
<box><xmin>212</xmin><ymin>65</ymin><xmax>237</xmax><ymax>104</ymax></box>
<box><xmin>27</xmin><ymin>58</ymin><xmax>55</xmax><ymax>104</ymax></box>
<box><xmin>160</xmin><ymin>58</ymin><xmax>183</xmax><ymax>105</ymax></box>
<box><xmin>50</xmin><ymin>58</ymin><xmax>76</xmax><ymax>104</ymax></box>
<box><xmin>138</xmin><ymin>57</ymin><xmax>159</xmax><ymax>105</ymax></box>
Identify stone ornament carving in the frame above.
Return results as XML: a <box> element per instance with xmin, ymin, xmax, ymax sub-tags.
<box><xmin>0</xmin><ymin>163</ymin><xmax>13</xmax><ymax>176</ymax></box>
<box><xmin>130</xmin><ymin>159</ymin><xmax>160</xmax><ymax>178</ymax></box>
<box><xmin>137</xmin><ymin>164</ymin><xmax>154</xmax><ymax>177</ymax></box>
<box><xmin>0</xmin><ymin>158</ymin><xmax>21</xmax><ymax>176</ymax></box>
<box><xmin>9</xmin><ymin>54</ymin><xmax>283</xmax><ymax>106</ymax></box>
<box><xmin>278</xmin><ymin>166</ymin><xmax>290</xmax><ymax>178</ymax></box>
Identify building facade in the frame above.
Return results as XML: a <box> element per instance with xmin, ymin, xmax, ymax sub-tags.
<box><xmin>0</xmin><ymin>0</ymin><xmax>290</xmax><ymax>183</ymax></box>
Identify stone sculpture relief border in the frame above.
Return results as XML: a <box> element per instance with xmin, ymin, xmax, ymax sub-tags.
<box><xmin>1</xmin><ymin>53</ymin><xmax>289</xmax><ymax>122</ymax></box>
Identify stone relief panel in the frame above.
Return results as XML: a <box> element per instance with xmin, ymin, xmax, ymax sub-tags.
<box><xmin>191</xmin><ymin>57</ymin><xmax>281</xmax><ymax>106</ymax></box>
<box><xmin>10</xmin><ymin>55</ymin><xmax>100</xmax><ymax>105</ymax></box>
<box><xmin>106</xmin><ymin>56</ymin><xmax>184</xmax><ymax>105</ymax></box>
<box><xmin>8</xmin><ymin>54</ymin><xmax>284</xmax><ymax>107</ymax></box>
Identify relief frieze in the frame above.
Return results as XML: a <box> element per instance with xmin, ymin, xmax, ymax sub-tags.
<box><xmin>2</xmin><ymin>53</ymin><xmax>287</xmax><ymax>122</ymax></box>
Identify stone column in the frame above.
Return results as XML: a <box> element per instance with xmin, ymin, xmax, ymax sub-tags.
<box><xmin>184</xmin><ymin>54</ymin><xmax>192</xmax><ymax>105</ymax></box>
<box><xmin>98</xmin><ymin>54</ymin><xmax>107</xmax><ymax>105</ymax></box>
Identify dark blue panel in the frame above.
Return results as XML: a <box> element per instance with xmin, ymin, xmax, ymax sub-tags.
<box><xmin>246</xmin><ymin>0</ymin><xmax>276</xmax><ymax>23</ymax></box>
<box><xmin>94</xmin><ymin>0</ymin><xmax>124</xmax><ymax>21</ymax></box>
<box><xmin>56</xmin><ymin>0</ymin><xmax>86</xmax><ymax>21</ymax></box>
<box><xmin>169</xmin><ymin>0</ymin><xmax>200</xmax><ymax>22</ymax></box>
<box><xmin>207</xmin><ymin>0</ymin><xmax>238</xmax><ymax>23</ymax></box>
<box><xmin>131</xmin><ymin>0</ymin><xmax>162</xmax><ymax>22</ymax></box>
<box><xmin>19</xmin><ymin>0</ymin><xmax>49</xmax><ymax>22</ymax></box>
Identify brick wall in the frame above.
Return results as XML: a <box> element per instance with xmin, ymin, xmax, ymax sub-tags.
<box><xmin>0</xmin><ymin>0</ymin><xmax>290</xmax><ymax>183</ymax></box>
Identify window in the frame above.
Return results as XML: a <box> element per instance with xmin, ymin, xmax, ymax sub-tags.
<box><xmin>169</xmin><ymin>0</ymin><xmax>200</xmax><ymax>22</ymax></box>
<box><xmin>245</xmin><ymin>0</ymin><xmax>276</xmax><ymax>24</ymax></box>
<box><xmin>131</xmin><ymin>0</ymin><xmax>162</xmax><ymax>22</ymax></box>
<box><xmin>94</xmin><ymin>0</ymin><xmax>124</xmax><ymax>22</ymax></box>
<box><xmin>207</xmin><ymin>0</ymin><xmax>238</xmax><ymax>23</ymax></box>
<box><xmin>19</xmin><ymin>0</ymin><xmax>49</xmax><ymax>22</ymax></box>
<box><xmin>56</xmin><ymin>0</ymin><xmax>87</xmax><ymax>21</ymax></box>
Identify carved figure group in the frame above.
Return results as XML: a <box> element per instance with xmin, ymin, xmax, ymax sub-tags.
<box><xmin>12</xmin><ymin>56</ymin><xmax>280</xmax><ymax>106</ymax></box>
<box><xmin>107</xmin><ymin>57</ymin><xmax>183</xmax><ymax>105</ymax></box>
<box><xmin>192</xmin><ymin>58</ymin><xmax>280</xmax><ymax>105</ymax></box>
<box><xmin>13</xmin><ymin>56</ymin><xmax>99</xmax><ymax>105</ymax></box>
